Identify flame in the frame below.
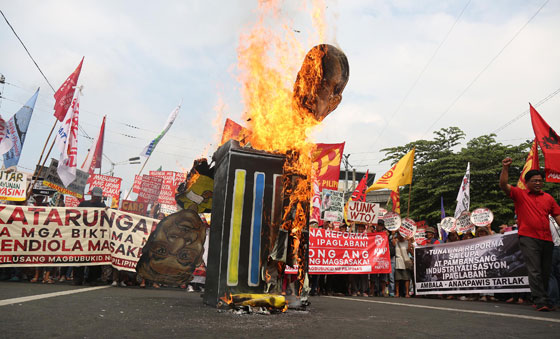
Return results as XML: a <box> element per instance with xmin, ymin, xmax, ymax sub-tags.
<box><xmin>220</xmin><ymin>292</ymin><xmax>233</xmax><ymax>305</ymax></box>
<box><xmin>235</xmin><ymin>0</ymin><xmax>328</xmax><ymax>296</ymax></box>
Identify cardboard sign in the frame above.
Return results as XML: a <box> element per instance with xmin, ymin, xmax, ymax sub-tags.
<box><xmin>347</xmin><ymin>201</ymin><xmax>379</xmax><ymax>224</ymax></box>
<box><xmin>470</xmin><ymin>207</ymin><xmax>494</xmax><ymax>227</ymax></box>
<box><xmin>0</xmin><ymin>170</ymin><xmax>27</xmax><ymax>201</ymax></box>
<box><xmin>455</xmin><ymin>211</ymin><xmax>474</xmax><ymax>233</ymax></box>
<box><xmin>378</xmin><ymin>208</ymin><xmax>387</xmax><ymax>217</ymax></box>
<box><xmin>120</xmin><ymin>200</ymin><xmax>147</xmax><ymax>215</ymax></box>
<box><xmin>87</xmin><ymin>174</ymin><xmax>122</xmax><ymax>198</ymax></box>
<box><xmin>43</xmin><ymin>159</ymin><xmax>89</xmax><ymax>198</ymax></box>
<box><xmin>149</xmin><ymin>171</ymin><xmax>185</xmax><ymax>205</ymax></box>
<box><xmin>132</xmin><ymin>175</ymin><xmax>142</xmax><ymax>193</ymax></box>
<box><xmin>440</xmin><ymin>217</ymin><xmax>456</xmax><ymax>232</ymax></box>
<box><xmin>64</xmin><ymin>195</ymin><xmax>80</xmax><ymax>207</ymax></box>
<box><xmin>414</xmin><ymin>224</ymin><xmax>427</xmax><ymax>246</ymax></box>
<box><xmin>137</xmin><ymin>175</ymin><xmax>163</xmax><ymax>203</ymax></box>
<box><xmin>321</xmin><ymin>189</ymin><xmax>344</xmax><ymax>222</ymax></box>
<box><xmin>383</xmin><ymin>211</ymin><xmax>401</xmax><ymax>231</ymax></box>
<box><xmin>399</xmin><ymin>218</ymin><xmax>417</xmax><ymax>239</ymax></box>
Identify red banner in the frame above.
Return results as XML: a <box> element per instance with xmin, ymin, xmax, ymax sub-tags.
<box><xmin>53</xmin><ymin>58</ymin><xmax>84</xmax><ymax>121</ymax></box>
<box><xmin>546</xmin><ymin>169</ymin><xmax>560</xmax><ymax>183</ymax></box>
<box><xmin>312</xmin><ymin>142</ymin><xmax>345</xmax><ymax>192</ymax></box>
<box><xmin>149</xmin><ymin>171</ymin><xmax>185</xmax><ymax>205</ymax></box>
<box><xmin>308</xmin><ymin>228</ymin><xmax>391</xmax><ymax>274</ymax></box>
<box><xmin>132</xmin><ymin>175</ymin><xmax>142</xmax><ymax>193</ymax></box>
<box><xmin>120</xmin><ymin>200</ymin><xmax>148</xmax><ymax>215</ymax></box>
<box><xmin>64</xmin><ymin>195</ymin><xmax>80</xmax><ymax>207</ymax></box>
<box><xmin>137</xmin><ymin>175</ymin><xmax>162</xmax><ymax>203</ymax></box>
<box><xmin>531</xmin><ymin>104</ymin><xmax>560</xmax><ymax>173</ymax></box>
<box><xmin>87</xmin><ymin>174</ymin><xmax>121</xmax><ymax>198</ymax></box>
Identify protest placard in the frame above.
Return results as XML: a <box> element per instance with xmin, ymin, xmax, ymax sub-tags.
<box><xmin>159</xmin><ymin>203</ymin><xmax>179</xmax><ymax>215</ymax></box>
<box><xmin>87</xmin><ymin>174</ymin><xmax>122</xmax><ymax>198</ymax></box>
<box><xmin>399</xmin><ymin>218</ymin><xmax>417</xmax><ymax>238</ymax></box>
<box><xmin>347</xmin><ymin>201</ymin><xmax>379</xmax><ymax>224</ymax></box>
<box><xmin>321</xmin><ymin>189</ymin><xmax>344</xmax><ymax>222</ymax></box>
<box><xmin>383</xmin><ymin>211</ymin><xmax>401</xmax><ymax>231</ymax></box>
<box><xmin>440</xmin><ymin>217</ymin><xmax>456</xmax><ymax>232</ymax></box>
<box><xmin>0</xmin><ymin>170</ymin><xmax>27</xmax><ymax>201</ymax></box>
<box><xmin>120</xmin><ymin>200</ymin><xmax>148</xmax><ymax>215</ymax></box>
<box><xmin>64</xmin><ymin>195</ymin><xmax>80</xmax><ymax>207</ymax></box>
<box><xmin>149</xmin><ymin>171</ymin><xmax>185</xmax><ymax>205</ymax></box>
<box><xmin>0</xmin><ymin>205</ymin><xmax>159</xmax><ymax>272</ymax></box>
<box><xmin>455</xmin><ymin>211</ymin><xmax>474</xmax><ymax>233</ymax></box>
<box><xmin>414</xmin><ymin>223</ymin><xmax>427</xmax><ymax>246</ymax></box>
<box><xmin>470</xmin><ymin>207</ymin><xmax>494</xmax><ymax>227</ymax></box>
<box><xmin>414</xmin><ymin>232</ymin><xmax>530</xmax><ymax>295</ymax></box>
<box><xmin>308</xmin><ymin>228</ymin><xmax>391</xmax><ymax>274</ymax></box>
<box><xmin>132</xmin><ymin>175</ymin><xmax>142</xmax><ymax>193</ymax></box>
<box><xmin>137</xmin><ymin>175</ymin><xmax>163</xmax><ymax>203</ymax></box>
<box><xmin>43</xmin><ymin>159</ymin><xmax>89</xmax><ymax>198</ymax></box>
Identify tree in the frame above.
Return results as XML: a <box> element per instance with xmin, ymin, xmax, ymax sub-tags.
<box><xmin>379</xmin><ymin>127</ymin><xmax>547</xmax><ymax>231</ymax></box>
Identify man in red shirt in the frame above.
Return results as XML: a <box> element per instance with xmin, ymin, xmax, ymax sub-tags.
<box><xmin>500</xmin><ymin>157</ymin><xmax>560</xmax><ymax>311</ymax></box>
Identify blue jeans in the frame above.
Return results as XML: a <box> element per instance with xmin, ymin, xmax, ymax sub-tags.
<box><xmin>548</xmin><ymin>246</ymin><xmax>560</xmax><ymax>306</ymax></box>
<box><xmin>389</xmin><ymin>257</ymin><xmax>396</xmax><ymax>296</ymax></box>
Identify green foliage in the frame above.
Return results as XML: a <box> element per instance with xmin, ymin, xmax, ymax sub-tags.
<box><xmin>379</xmin><ymin>127</ymin><xmax>560</xmax><ymax>231</ymax></box>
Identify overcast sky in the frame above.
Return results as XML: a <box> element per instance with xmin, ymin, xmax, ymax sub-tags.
<box><xmin>1</xmin><ymin>0</ymin><xmax>559</xmax><ymax>192</ymax></box>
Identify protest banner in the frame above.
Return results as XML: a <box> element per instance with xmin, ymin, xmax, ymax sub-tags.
<box><xmin>0</xmin><ymin>170</ymin><xmax>27</xmax><ymax>201</ymax></box>
<box><xmin>308</xmin><ymin>228</ymin><xmax>391</xmax><ymax>274</ymax></box>
<box><xmin>399</xmin><ymin>218</ymin><xmax>416</xmax><ymax>238</ymax></box>
<box><xmin>159</xmin><ymin>203</ymin><xmax>179</xmax><ymax>215</ymax></box>
<box><xmin>64</xmin><ymin>195</ymin><xmax>80</xmax><ymax>207</ymax></box>
<box><xmin>321</xmin><ymin>189</ymin><xmax>344</xmax><ymax>222</ymax></box>
<box><xmin>440</xmin><ymin>217</ymin><xmax>456</xmax><ymax>232</ymax></box>
<box><xmin>121</xmin><ymin>200</ymin><xmax>147</xmax><ymax>215</ymax></box>
<box><xmin>149</xmin><ymin>171</ymin><xmax>185</xmax><ymax>205</ymax></box>
<box><xmin>137</xmin><ymin>175</ymin><xmax>163</xmax><ymax>203</ymax></box>
<box><xmin>470</xmin><ymin>207</ymin><xmax>493</xmax><ymax>227</ymax></box>
<box><xmin>378</xmin><ymin>208</ymin><xmax>387</xmax><ymax>217</ymax></box>
<box><xmin>132</xmin><ymin>175</ymin><xmax>142</xmax><ymax>193</ymax></box>
<box><xmin>455</xmin><ymin>211</ymin><xmax>474</xmax><ymax>233</ymax></box>
<box><xmin>383</xmin><ymin>211</ymin><xmax>401</xmax><ymax>231</ymax></box>
<box><xmin>347</xmin><ymin>201</ymin><xmax>379</xmax><ymax>224</ymax></box>
<box><xmin>43</xmin><ymin>159</ymin><xmax>89</xmax><ymax>198</ymax></box>
<box><xmin>414</xmin><ymin>232</ymin><xmax>530</xmax><ymax>295</ymax></box>
<box><xmin>0</xmin><ymin>204</ymin><xmax>159</xmax><ymax>272</ymax></box>
<box><xmin>87</xmin><ymin>174</ymin><xmax>122</xmax><ymax>198</ymax></box>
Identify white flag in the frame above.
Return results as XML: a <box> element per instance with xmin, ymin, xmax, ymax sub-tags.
<box><xmin>55</xmin><ymin>90</ymin><xmax>80</xmax><ymax>187</ymax></box>
<box><xmin>454</xmin><ymin>162</ymin><xmax>470</xmax><ymax>218</ymax></box>
<box><xmin>140</xmin><ymin>104</ymin><xmax>180</xmax><ymax>157</ymax></box>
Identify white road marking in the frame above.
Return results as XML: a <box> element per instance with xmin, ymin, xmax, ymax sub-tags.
<box><xmin>326</xmin><ymin>296</ymin><xmax>560</xmax><ymax>324</ymax></box>
<box><xmin>0</xmin><ymin>286</ymin><xmax>110</xmax><ymax>306</ymax></box>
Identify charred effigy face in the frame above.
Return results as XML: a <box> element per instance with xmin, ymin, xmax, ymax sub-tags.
<box><xmin>293</xmin><ymin>44</ymin><xmax>349</xmax><ymax>122</ymax></box>
<box><xmin>137</xmin><ymin>208</ymin><xmax>206</xmax><ymax>285</ymax></box>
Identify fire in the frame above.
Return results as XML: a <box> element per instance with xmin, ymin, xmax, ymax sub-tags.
<box><xmin>235</xmin><ymin>0</ymin><xmax>329</xmax><ymax>297</ymax></box>
<box><xmin>220</xmin><ymin>292</ymin><xmax>233</xmax><ymax>305</ymax></box>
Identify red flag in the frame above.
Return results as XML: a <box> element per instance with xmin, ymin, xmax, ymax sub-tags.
<box><xmin>311</xmin><ymin>142</ymin><xmax>345</xmax><ymax>192</ymax></box>
<box><xmin>350</xmin><ymin>170</ymin><xmax>368</xmax><ymax>203</ymax></box>
<box><xmin>53</xmin><ymin>57</ymin><xmax>84</xmax><ymax>121</ymax></box>
<box><xmin>220</xmin><ymin>118</ymin><xmax>251</xmax><ymax>146</ymax></box>
<box><xmin>531</xmin><ymin>104</ymin><xmax>560</xmax><ymax>173</ymax></box>
<box><xmin>390</xmin><ymin>190</ymin><xmax>401</xmax><ymax>214</ymax></box>
<box><xmin>517</xmin><ymin>138</ymin><xmax>540</xmax><ymax>189</ymax></box>
<box><xmin>81</xmin><ymin>116</ymin><xmax>105</xmax><ymax>174</ymax></box>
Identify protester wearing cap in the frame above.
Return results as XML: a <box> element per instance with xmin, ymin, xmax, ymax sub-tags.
<box><xmin>500</xmin><ymin>158</ymin><xmax>560</xmax><ymax>311</ymax></box>
<box><xmin>425</xmin><ymin>226</ymin><xmax>440</xmax><ymax>245</ymax></box>
<box><xmin>73</xmin><ymin>187</ymin><xmax>107</xmax><ymax>285</ymax></box>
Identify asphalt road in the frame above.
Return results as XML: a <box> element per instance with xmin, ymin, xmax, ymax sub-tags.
<box><xmin>1</xmin><ymin>281</ymin><xmax>559</xmax><ymax>338</ymax></box>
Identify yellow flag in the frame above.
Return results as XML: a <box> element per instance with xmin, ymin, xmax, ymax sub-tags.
<box><xmin>366</xmin><ymin>148</ymin><xmax>415</xmax><ymax>193</ymax></box>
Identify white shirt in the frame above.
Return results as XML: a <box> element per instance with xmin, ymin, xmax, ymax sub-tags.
<box><xmin>549</xmin><ymin>216</ymin><xmax>560</xmax><ymax>247</ymax></box>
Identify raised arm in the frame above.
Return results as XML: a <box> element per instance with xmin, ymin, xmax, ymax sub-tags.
<box><xmin>500</xmin><ymin>157</ymin><xmax>513</xmax><ymax>195</ymax></box>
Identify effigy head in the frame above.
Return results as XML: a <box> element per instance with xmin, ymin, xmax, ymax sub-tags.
<box><xmin>293</xmin><ymin>44</ymin><xmax>349</xmax><ymax>122</ymax></box>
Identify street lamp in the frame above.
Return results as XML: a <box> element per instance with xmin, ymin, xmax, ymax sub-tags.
<box><xmin>106</xmin><ymin>157</ymin><xmax>141</xmax><ymax>176</ymax></box>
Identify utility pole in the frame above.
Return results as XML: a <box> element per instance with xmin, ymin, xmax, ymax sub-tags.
<box><xmin>342</xmin><ymin>154</ymin><xmax>350</xmax><ymax>195</ymax></box>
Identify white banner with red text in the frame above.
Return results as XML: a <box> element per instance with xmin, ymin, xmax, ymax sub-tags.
<box><xmin>0</xmin><ymin>205</ymin><xmax>158</xmax><ymax>272</ymax></box>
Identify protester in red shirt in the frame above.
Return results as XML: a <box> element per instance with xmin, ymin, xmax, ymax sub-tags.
<box><xmin>500</xmin><ymin>157</ymin><xmax>560</xmax><ymax>311</ymax></box>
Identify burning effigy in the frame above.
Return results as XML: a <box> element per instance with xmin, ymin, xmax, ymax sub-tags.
<box><xmin>138</xmin><ymin>2</ymin><xmax>349</xmax><ymax>313</ymax></box>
